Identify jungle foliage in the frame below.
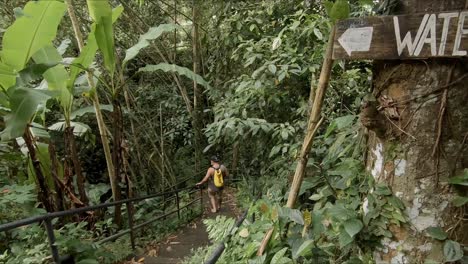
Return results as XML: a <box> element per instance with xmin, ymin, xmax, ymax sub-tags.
<box><xmin>1</xmin><ymin>0</ymin><xmax>465</xmax><ymax>263</ymax></box>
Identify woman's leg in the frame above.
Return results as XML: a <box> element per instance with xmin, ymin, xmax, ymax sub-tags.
<box><xmin>217</xmin><ymin>189</ymin><xmax>223</xmax><ymax>211</ymax></box>
<box><xmin>208</xmin><ymin>189</ymin><xmax>217</xmax><ymax>213</ymax></box>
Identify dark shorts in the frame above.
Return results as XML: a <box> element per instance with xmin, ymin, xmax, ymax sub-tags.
<box><xmin>208</xmin><ymin>186</ymin><xmax>223</xmax><ymax>196</ymax></box>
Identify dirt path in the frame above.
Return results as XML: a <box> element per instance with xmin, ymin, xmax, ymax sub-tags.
<box><xmin>139</xmin><ymin>187</ymin><xmax>239</xmax><ymax>264</ymax></box>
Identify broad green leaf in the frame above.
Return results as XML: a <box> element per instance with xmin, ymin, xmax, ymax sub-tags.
<box><xmin>69</xmin><ymin>105</ymin><xmax>113</xmax><ymax>120</ymax></box>
<box><xmin>124</xmin><ymin>24</ymin><xmax>182</xmax><ymax>65</ymax></box>
<box><xmin>268</xmin><ymin>64</ymin><xmax>277</xmax><ymax>74</ymax></box>
<box><xmin>33</xmin><ymin>45</ymin><xmax>72</xmax><ymax>108</ymax></box>
<box><xmin>292</xmin><ymin>240</ymin><xmax>313</xmax><ymax>259</ymax></box>
<box><xmin>374</xmin><ymin>184</ymin><xmax>392</xmax><ymax>196</ymax></box>
<box><xmin>448</xmin><ymin>169</ymin><xmax>468</xmax><ymax>186</ymax></box>
<box><xmin>86</xmin><ymin>0</ymin><xmax>115</xmax><ymax>74</ymax></box>
<box><xmin>30</xmin><ymin>123</ymin><xmax>50</xmax><ymax>139</ymax></box>
<box><xmin>323</xmin><ymin>1</ymin><xmax>334</xmax><ymax>16</ymax></box>
<box><xmin>334</xmin><ymin>115</ymin><xmax>356</xmax><ymax>130</ymax></box>
<box><xmin>139</xmin><ymin>63</ymin><xmax>210</xmax><ymax>88</ymax></box>
<box><xmin>1</xmin><ymin>88</ymin><xmax>51</xmax><ymax>141</ymax></box>
<box><xmin>270</xmin><ymin>247</ymin><xmax>288</xmax><ymax>264</ymax></box>
<box><xmin>313</xmin><ymin>28</ymin><xmax>323</xmax><ymax>40</ymax></box>
<box><xmin>339</xmin><ymin>230</ymin><xmax>354</xmax><ymax>248</ymax></box>
<box><xmin>392</xmin><ymin>212</ymin><xmax>406</xmax><ymax>223</ymax></box>
<box><xmin>289</xmin><ymin>209</ymin><xmax>304</xmax><ymax>225</ymax></box>
<box><xmin>48</xmin><ymin>121</ymin><xmax>91</xmax><ymax>136</ymax></box>
<box><xmin>443</xmin><ymin>240</ymin><xmax>463</xmax><ymax>262</ymax></box>
<box><xmin>68</xmin><ymin>5</ymin><xmax>123</xmax><ymax>87</ymax></box>
<box><xmin>1</xmin><ymin>0</ymin><xmax>66</xmax><ymax>71</ymax></box>
<box><xmin>68</xmin><ymin>24</ymin><xmax>98</xmax><ymax>88</ymax></box>
<box><xmin>452</xmin><ymin>196</ymin><xmax>468</xmax><ymax>207</ymax></box>
<box><xmin>343</xmin><ymin>218</ymin><xmax>363</xmax><ymax>237</ymax></box>
<box><xmin>425</xmin><ymin>227</ymin><xmax>448</xmax><ymax>240</ymax></box>
<box><xmin>0</xmin><ymin>62</ymin><xmax>16</xmax><ymax>90</ymax></box>
<box><xmin>328</xmin><ymin>204</ymin><xmax>356</xmax><ymax>221</ymax></box>
<box><xmin>330</xmin><ymin>0</ymin><xmax>350</xmax><ymax>21</ymax></box>
<box><xmin>17</xmin><ymin>62</ymin><xmax>59</xmax><ymax>84</ymax></box>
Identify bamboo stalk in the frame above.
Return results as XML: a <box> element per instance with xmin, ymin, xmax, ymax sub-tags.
<box><xmin>257</xmin><ymin>228</ymin><xmax>274</xmax><ymax>256</ymax></box>
<box><xmin>285</xmin><ymin>26</ymin><xmax>335</xmax><ymax>208</ymax></box>
<box><xmin>257</xmin><ymin>27</ymin><xmax>335</xmax><ymax>256</ymax></box>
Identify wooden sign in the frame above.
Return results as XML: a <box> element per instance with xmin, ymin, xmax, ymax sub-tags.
<box><xmin>333</xmin><ymin>11</ymin><xmax>468</xmax><ymax>60</ymax></box>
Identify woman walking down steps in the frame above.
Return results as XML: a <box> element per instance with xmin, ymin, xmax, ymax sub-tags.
<box><xmin>196</xmin><ymin>156</ymin><xmax>229</xmax><ymax>213</ymax></box>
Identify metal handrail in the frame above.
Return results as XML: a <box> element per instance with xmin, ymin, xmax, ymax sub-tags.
<box><xmin>204</xmin><ymin>181</ymin><xmax>260</xmax><ymax>264</ymax></box>
<box><xmin>204</xmin><ymin>208</ymin><xmax>250</xmax><ymax>264</ymax></box>
<box><xmin>0</xmin><ymin>176</ymin><xmax>204</xmax><ymax>264</ymax></box>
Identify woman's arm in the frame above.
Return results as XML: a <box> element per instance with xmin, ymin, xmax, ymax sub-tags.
<box><xmin>196</xmin><ymin>168</ymin><xmax>212</xmax><ymax>186</ymax></box>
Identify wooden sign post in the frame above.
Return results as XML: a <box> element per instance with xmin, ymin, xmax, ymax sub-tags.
<box><xmin>333</xmin><ymin>11</ymin><xmax>468</xmax><ymax>60</ymax></box>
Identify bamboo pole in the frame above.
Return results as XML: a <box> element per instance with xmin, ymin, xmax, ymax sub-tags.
<box><xmin>257</xmin><ymin>26</ymin><xmax>335</xmax><ymax>256</ymax></box>
<box><xmin>285</xmin><ymin>26</ymin><xmax>335</xmax><ymax>208</ymax></box>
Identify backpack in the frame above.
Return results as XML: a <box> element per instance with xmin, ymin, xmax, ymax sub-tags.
<box><xmin>213</xmin><ymin>166</ymin><xmax>224</xmax><ymax>188</ymax></box>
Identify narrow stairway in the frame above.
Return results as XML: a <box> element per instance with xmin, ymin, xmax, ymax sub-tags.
<box><xmin>142</xmin><ymin>188</ymin><xmax>238</xmax><ymax>264</ymax></box>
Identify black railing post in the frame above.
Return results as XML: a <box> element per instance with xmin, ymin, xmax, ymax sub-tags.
<box><xmin>175</xmin><ymin>191</ymin><xmax>180</xmax><ymax>220</ymax></box>
<box><xmin>126</xmin><ymin>202</ymin><xmax>136</xmax><ymax>251</ymax></box>
<box><xmin>44</xmin><ymin>218</ymin><xmax>60</xmax><ymax>263</ymax></box>
<box><xmin>251</xmin><ymin>181</ymin><xmax>256</xmax><ymax>223</ymax></box>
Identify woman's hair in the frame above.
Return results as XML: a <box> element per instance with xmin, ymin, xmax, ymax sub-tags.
<box><xmin>210</xmin><ymin>155</ymin><xmax>220</xmax><ymax>162</ymax></box>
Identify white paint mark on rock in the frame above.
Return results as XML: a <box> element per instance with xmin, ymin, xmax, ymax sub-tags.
<box><xmin>371</xmin><ymin>143</ymin><xmax>384</xmax><ymax>179</ymax></box>
<box><xmin>408</xmin><ymin>197</ymin><xmax>422</xmax><ymax>220</ymax></box>
<box><xmin>394</xmin><ymin>159</ymin><xmax>406</xmax><ymax>177</ymax></box>
<box><xmin>363</xmin><ymin>198</ymin><xmax>369</xmax><ymax>215</ymax></box>
<box><xmin>391</xmin><ymin>252</ymin><xmax>408</xmax><ymax>264</ymax></box>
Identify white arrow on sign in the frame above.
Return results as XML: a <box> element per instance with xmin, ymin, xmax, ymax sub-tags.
<box><xmin>338</xmin><ymin>27</ymin><xmax>374</xmax><ymax>56</ymax></box>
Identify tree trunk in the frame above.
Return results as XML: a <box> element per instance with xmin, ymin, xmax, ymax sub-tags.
<box><xmin>48</xmin><ymin>143</ymin><xmax>65</xmax><ymax>211</ymax></box>
<box><xmin>64</xmin><ymin>123</ymin><xmax>88</xmax><ymax>205</ymax></box>
<box><xmin>192</xmin><ymin>0</ymin><xmax>204</xmax><ymax>172</ymax></box>
<box><xmin>365</xmin><ymin>1</ymin><xmax>468</xmax><ymax>262</ymax></box>
<box><xmin>23</xmin><ymin>127</ymin><xmax>55</xmax><ymax>212</ymax></box>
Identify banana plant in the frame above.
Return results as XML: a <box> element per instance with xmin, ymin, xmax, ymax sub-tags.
<box><xmin>0</xmin><ymin>0</ymin><xmax>67</xmax><ymax>212</ymax></box>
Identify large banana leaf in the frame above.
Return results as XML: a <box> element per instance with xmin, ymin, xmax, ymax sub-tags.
<box><xmin>1</xmin><ymin>88</ymin><xmax>51</xmax><ymax>141</ymax></box>
<box><xmin>86</xmin><ymin>0</ymin><xmax>116</xmax><ymax>74</ymax></box>
<box><xmin>69</xmin><ymin>104</ymin><xmax>113</xmax><ymax>120</ymax></box>
<box><xmin>33</xmin><ymin>45</ymin><xmax>72</xmax><ymax>112</ymax></box>
<box><xmin>139</xmin><ymin>63</ymin><xmax>211</xmax><ymax>88</ymax></box>
<box><xmin>68</xmin><ymin>5</ymin><xmax>123</xmax><ymax>88</ymax></box>
<box><xmin>49</xmin><ymin>121</ymin><xmax>91</xmax><ymax>136</ymax></box>
<box><xmin>123</xmin><ymin>24</ymin><xmax>181</xmax><ymax>65</ymax></box>
<box><xmin>1</xmin><ymin>0</ymin><xmax>66</xmax><ymax>72</ymax></box>
<box><xmin>0</xmin><ymin>62</ymin><xmax>16</xmax><ymax>91</ymax></box>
